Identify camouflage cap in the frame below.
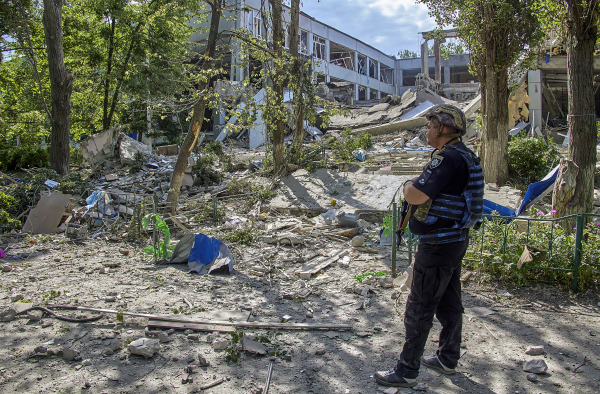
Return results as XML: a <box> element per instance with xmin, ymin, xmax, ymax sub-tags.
<box><xmin>426</xmin><ymin>104</ymin><xmax>467</xmax><ymax>135</ymax></box>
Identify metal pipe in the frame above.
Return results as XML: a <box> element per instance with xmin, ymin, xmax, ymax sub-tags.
<box><xmin>263</xmin><ymin>358</ymin><xmax>274</xmax><ymax>394</ymax></box>
<box><xmin>46</xmin><ymin>305</ymin><xmax>353</xmax><ymax>330</ymax></box>
<box><xmin>391</xmin><ymin>200</ymin><xmax>397</xmax><ymax>278</ymax></box>
<box><xmin>572</xmin><ymin>214</ymin><xmax>584</xmax><ymax>291</ymax></box>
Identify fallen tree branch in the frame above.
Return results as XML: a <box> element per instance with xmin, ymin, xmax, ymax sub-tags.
<box><xmin>573</xmin><ymin>356</ymin><xmax>587</xmax><ymax>373</ymax></box>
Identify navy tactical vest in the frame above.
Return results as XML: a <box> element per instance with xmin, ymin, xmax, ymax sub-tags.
<box><xmin>415</xmin><ymin>144</ymin><xmax>484</xmax><ymax>244</ymax></box>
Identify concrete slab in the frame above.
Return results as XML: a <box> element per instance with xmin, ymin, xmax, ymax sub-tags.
<box><xmin>23</xmin><ymin>191</ymin><xmax>72</xmax><ymax>234</ymax></box>
<box><xmin>354</xmin><ymin>117</ymin><xmax>428</xmax><ymax>136</ymax></box>
<box><xmin>266</xmin><ymin>168</ymin><xmax>410</xmax><ymax>218</ymax></box>
<box><xmin>80</xmin><ymin>128</ymin><xmax>119</xmax><ymax>169</ymax></box>
<box><xmin>463</xmin><ymin>94</ymin><xmax>481</xmax><ymax>119</ymax></box>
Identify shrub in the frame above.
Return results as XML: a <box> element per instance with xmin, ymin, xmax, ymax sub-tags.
<box><xmin>507</xmin><ymin>133</ymin><xmax>559</xmax><ymax>185</ymax></box>
<box><xmin>0</xmin><ymin>146</ymin><xmax>49</xmax><ymax>170</ymax></box>
<box><xmin>70</xmin><ymin>147</ymin><xmax>84</xmax><ymax>166</ymax></box>
<box><xmin>329</xmin><ymin>129</ymin><xmax>373</xmax><ymax>162</ymax></box>
<box><xmin>192</xmin><ymin>154</ymin><xmax>221</xmax><ymax>186</ymax></box>
<box><xmin>464</xmin><ymin>209</ymin><xmax>600</xmax><ymax>290</ymax></box>
<box><xmin>203</xmin><ymin>141</ymin><xmax>224</xmax><ymax>156</ymax></box>
<box><xmin>222</xmin><ymin>225</ymin><xmax>257</xmax><ymax>245</ymax></box>
<box><xmin>249</xmin><ymin>185</ymin><xmax>277</xmax><ymax>205</ymax></box>
<box><xmin>227</xmin><ymin>178</ymin><xmax>252</xmax><ymax>195</ymax></box>
<box><xmin>0</xmin><ymin>191</ymin><xmax>20</xmax><ymax>231</ymax></box>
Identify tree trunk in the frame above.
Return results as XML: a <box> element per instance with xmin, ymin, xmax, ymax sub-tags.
<box><xmin>560</xmin><ymin>1</ymin><xmax>598</xmax><ymax>216</ymax></box>
<box><xmin>480</xmin><ymin>48</ymin><xmax>509</xmax><ymax>185</ymax></box>
<box><xmin>165</xmin><ymin>1</ymin><xmax>221</xmax><ymax>212</ymax></box>
<box><xmin>43</xmin><ymin>0</ymin><xmax>73</xmax><ymax>174</ymax></box>
<box><xmin>102</xmin><ymin>16</ymin><xmax>116</xmax><ymax>130</ymax></box>
<box><xmin>552</xmin><ymin>158</ymin><xmax>578</xmax><ymax>230</ymax></box>
<box><xmin>289</xmin><ymin>0</ymin><xmax>304</xmax><ymax>160</ymax></box>
<box><xmin>269</xmin><ymin>0</ymin><xmax>285</xmax><ymax>174</ymax></box>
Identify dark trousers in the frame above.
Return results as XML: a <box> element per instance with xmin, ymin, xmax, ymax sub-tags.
<box><xmin>395</xmin><ymin>239</ymin><xmax>469</xmax><ymax>379</ymax></box>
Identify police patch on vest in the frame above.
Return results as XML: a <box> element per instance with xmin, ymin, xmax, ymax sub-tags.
<box><xmin>429</xmin><ymin>155</ymin><xmax>444</xmax><ymax>169</ymax></box>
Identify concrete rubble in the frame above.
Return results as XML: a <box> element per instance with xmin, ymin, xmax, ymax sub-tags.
<box><xmin>127</xmin><ymin>338</ymin><xmax>160</xmax><ymax>358</ymax></box>
<box><xmin>1</xmin><ymin>89</ymin><xmax>600</xmax><ymax>393</ymax></box>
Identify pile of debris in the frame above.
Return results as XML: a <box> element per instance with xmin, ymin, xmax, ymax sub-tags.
<box><xmin>326</xmin><ymin>87</ymin><xmax>481</xmax><ymax>147</ymax></box>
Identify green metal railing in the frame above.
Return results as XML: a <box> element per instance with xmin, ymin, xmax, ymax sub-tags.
<box><xmin>391</xmin><ymin>201</ymin><xmax>600</xmax><ymax>291</ymax></box>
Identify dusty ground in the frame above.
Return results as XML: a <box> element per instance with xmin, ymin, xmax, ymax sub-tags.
<box><xmin>1</xmin><ymin>232</ymin><xmax>600</xmax><ymax>394</ymax></box>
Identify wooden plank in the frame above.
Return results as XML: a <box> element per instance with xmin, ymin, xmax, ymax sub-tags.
<box><xmin>135</xmin><ymin>182</ymin><xmax>155</xmax><ymax>193</ymax></box>
<box><xmin>460</xmin><ymin>271</ymin><xmax>473</xmax><ymax>283</ymax></box>
<box><xmin>297</xmin><ymin>249</ymin><xmax>349</xmax><ymax>276</ymax></box>
<box><xmin>170</xmin><ymin>216</ymin><xmax>192</xmax><ymax>233</ymax></box>
<box><xmin>352</xmin><ymin>248</ymin><xmax>380</xmax><ymax>254</ymax></box>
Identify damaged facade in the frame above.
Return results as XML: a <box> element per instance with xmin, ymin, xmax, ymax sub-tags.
<box><xmin>188</xmin><ymin>4</ymin><xmax>481</xmax><ymax>143</ymax></box>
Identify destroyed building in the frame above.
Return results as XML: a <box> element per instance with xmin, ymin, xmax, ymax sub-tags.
<box><xmin>186</xmin><ymin>5</ymin><xmax>482</xmax><ymax>144</ymax></box>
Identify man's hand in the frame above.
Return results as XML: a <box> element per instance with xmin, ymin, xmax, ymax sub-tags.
<box><xmin>403</xmin><ymin>176</ymin><xmax>430</xmax><ymax>205</ymax></box>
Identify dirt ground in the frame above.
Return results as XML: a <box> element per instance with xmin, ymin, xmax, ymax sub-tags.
<box><xmin>1</xmin><ymin>233</ymin><xmax>599</xmax><ymax>394</ymax></box>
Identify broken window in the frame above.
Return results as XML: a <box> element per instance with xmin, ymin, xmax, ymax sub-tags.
<box><xmin>299</xmin><ymin>30</ymin><xmax>309</xmax><ymax>54</ymax></box>
<box><xmin>284</xmin><ymin>24</ymin><xmax>290</xmax><ymax>49</ymax></box>
<box><xmin>370</xmin><ymin>89</ymin><xmax>378</xmax><ymax>100</ymax></box>
<box><xmin>329</xmin><ymin>42</ymin><xmax>354</xmax><ymax>70</ymax></box>
<box><xmin>357</xmin><ymin>54</ymin><xmax>367</xmax><ymax>76</ymax></box>
<box><xmin>358</xmin><ymin>85</ymin><xmax>366</xmax><ymax>100</ymax></box>
<box><xmin>369</xmin><ymin>59</ymin><xmax>378</xmax><ymax>79</ymax></box>
<box><xmin>253</xmin><ymin>11</ymin><xmax>262</xmax><ymax>38</ymax></box>
<box><xmin>380</xmin><ymin>64</ymin><xmax>394</xmax><ymax>85</ymax></box>
<box><xmin>313</xmin><ymin>36</ymin><xmax>326</xmax><ymax>60</ymax></box>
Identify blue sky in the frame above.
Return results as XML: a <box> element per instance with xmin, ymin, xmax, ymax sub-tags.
<box><xmin>300</xmin><ymin>0</ymin><xmax>438</xmax><ymax>57</ymax></box>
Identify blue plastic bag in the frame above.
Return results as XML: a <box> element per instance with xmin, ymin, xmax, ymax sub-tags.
<box><xmin>187</xmin><ymin>233</ymin><xmax>234</xmax><ymax>274</ymax></box>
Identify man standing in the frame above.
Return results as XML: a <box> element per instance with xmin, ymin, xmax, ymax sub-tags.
<box><xmin>374</xmin><ymin>104</ymin><xmax>484</xmax><ymax>388</ymax></box>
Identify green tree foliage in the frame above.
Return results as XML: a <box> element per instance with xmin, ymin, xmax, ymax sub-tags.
<box><xmin>0</xmin><ymin>0</ymin><xmax>208</xmax><ymax>149</ymax></box>
<box><xmin>418</xmin><ymin>0</ymin><xmax>543</xmax><ymax>185</ymax></box>
<box><xmin>0</xmin><ymin>56</ymin><xmax>49</xmax><ymax>146</ymax></box>
<box><xmin>397</xmin><ymin>49</ymin><xmax>419</xmax><ymax>59</ymax></box>
<box><xmin>398</xmin><ymin>42</ymin><xmax>466</xmax><ymax>59</ymax></box>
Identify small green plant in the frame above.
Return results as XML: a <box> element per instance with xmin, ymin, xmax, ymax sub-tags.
<box><xmin>225</xmin><ymin>330</ymin><xmax>244</xmax><ymax>363</ymax></box>
<box><xmin>116</xmin><ymin>310</ymin><xmax>124</xmax><ymax>323</ymax></box>
<box><xmin>172</xmin><ymin>307</ymin><xmax>189</xmax><ymax>315</ymax></box>
<box><xmin>382</xmin><ymin>216</ymin><xmax>393</xmax><ymax>237</ymax></box>
<box><xmin>141</xmin><ymin>214</ymin><xmax>174</xmax><ymax>258</ymax></box>
<box><xmin>249</xmin><ymin>185</ymin><xmax>277</xmax><ymax>205</ymax></box>
<box><xmin>193</xmin><ymin>201</ymin><xmax>225</xmax><ymax>223</ymax></box>
<box><xmin>222</xmin><ymin>225</ymin><xmax>257</xmax><ymax>245</ymax></box>
<box><xmin>125</xmin><ymin>203</ymin><xmax>149</xmax><ymax>241</ymax></box>
<box><xmin>329</xmin><ymin>129</ymin><xmax>373</xmax><ymax>162</ymax></box>
<box><xmin>354</xmin><ymin>271</ymin><xmax>387</xmax><ymax>283</ymax></box>
<box><xmin>129</xmin><ymin>152</ymin><xmax>145</xmax><ymax>174</ymax></box>
<box><xmin>42</xmin><ymin>290</ymin><xmax>62</xmax><ymax>300</ymax></box>
<box><xmin>227</xmin><ymin>178</ymin><xmax>252</xmax><ymax>195</ymax></box>
<box><xmin>56</xmin><ymin>327</ymin><xmax>70</xmax><ymax>333</ymax></box>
